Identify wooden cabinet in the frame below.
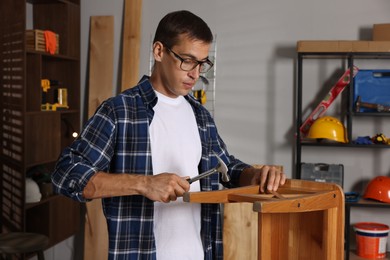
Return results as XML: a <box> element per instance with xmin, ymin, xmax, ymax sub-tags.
<box><xmin>0</xmin><ymin>0</ymin><xmax>81</xmax><ymax>251</ymax></box>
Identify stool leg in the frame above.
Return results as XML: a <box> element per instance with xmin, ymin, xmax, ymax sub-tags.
<box><xmin>0</xmin><ymin>254</ymin><xmax>11</xmax><ymax>260</ymax></box>
<box><xmin>37</xmin><ymin>251</ymin><xmax>45</xmax><ymax>260</ymax></box>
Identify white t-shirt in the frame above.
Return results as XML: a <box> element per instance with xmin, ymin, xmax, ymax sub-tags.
<box><xmin>150</xmin><ymin>91</ymin><xmax>203</xmax><ymax>260</ymax></box>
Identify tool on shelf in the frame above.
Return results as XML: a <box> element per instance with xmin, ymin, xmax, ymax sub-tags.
<box><xmin>299</xmin><ymin>66</ymin><xmax>359</xmax><ymax>137</ymax></box>
<box><xmin>355</xmin><ymin>96</ymin><xmax>390</xmax><ymax>112</ymax></box>
<box><xmin>41</xmin><ymin>79</ymin><xmax>69</xmax><ymax>111</ymax></box>
<box><xmin>192</xmin><ymin>75</ymin><xmax>209</xmax><ymax>105</ymax></box>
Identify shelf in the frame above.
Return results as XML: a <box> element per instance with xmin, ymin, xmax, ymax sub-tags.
<box><xmin>298</xmin><ymin>53</ymin><xmax>390</xmax><ymax>59</ymax></box>
<box><xmin>295</xmin><ymin>42</ymin><xmax>390</xmax><ymax>260</ymax></box>
<box><xmin>297</xmin><ymin>40</ymin><xmax>390</xmax><ymax>53</ymax></box>
<box><xmin>353</xmin><ymin>111</ymin><xmax>390</xmax><ymax>117</ymax></box>
<box><xmin>0</xmin><ymin>0</ymin><xmax>80</xmax><ymax>255</ymax></box>
<box><xmin>25</xmin><ymin>194</ymin><xmax>59</xmax><ymax>210</ymax></box>
<box><xmin>347</xmin><ymin>199</ymin><xmax>390</xmax><ymax>209</ymax></box>
<box><xmin>349</xmin><ymin>251</ymin><xmax>390</xmax><ymax>260</ymax></box>
<box><xmin>27</xmin><ymin>50</ymin><xmax>79</xmax><ymax>61</ymax></box>
<box><xmin>26</xmin><ymin>51</ymin><xmax>80</xmax><ymax>112</ymax></box>
<box><xmin>300</xmin><ymin>141</ymin><xmax>390</xmax><ymax>149</ymax></box>
<box><xmin>26</xmin><ymin>0</ymin><xmax>79</xmax><ymax>6</ymax></box>
<box><xmin>26</xmin><ymin>109</ymin><xmax>80</xmax><ymax>116</ymax></box>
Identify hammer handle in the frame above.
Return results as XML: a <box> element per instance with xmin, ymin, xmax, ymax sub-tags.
<box><xmin>357</xmin><ymin>100</ymin><xmax>390</xmax><ymax>112</ymax></box>
<box><xmin>188</xmin><ymin>166</ymin><xmax>218</xmax><ymax>184</ymax></box>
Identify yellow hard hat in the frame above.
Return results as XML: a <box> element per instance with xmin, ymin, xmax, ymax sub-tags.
<box><xmin>307</xmin><ymin>116</ymin><xmax>348</xmax><ymax>143</ymax></box>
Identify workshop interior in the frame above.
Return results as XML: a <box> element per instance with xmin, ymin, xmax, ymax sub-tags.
<box><xmin>0</xmin><ymin>0</ymin><xmax>390</xmax><ymax>259</ymax></box>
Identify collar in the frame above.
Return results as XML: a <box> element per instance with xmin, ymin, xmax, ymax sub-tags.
<box><xmin>138</xmin><ymin>75</ymin><xmax>201</xmax><ymax>109</ymax></box>
<box><xmin>138</xmin><ymin>75</ymin><xmax>158</xmax><ymax>108</ymax></box>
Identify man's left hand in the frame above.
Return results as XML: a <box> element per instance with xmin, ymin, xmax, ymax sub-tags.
<box><xmin>239</xmin><ymin>166</ymin><xmax>286</xmax><ymax>193</ymax></box>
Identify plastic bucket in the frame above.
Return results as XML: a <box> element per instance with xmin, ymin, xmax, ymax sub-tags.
<box><xmin>354</xmin><ymin>222</ymin><xmax>389</xmax><ymax>259</ymax></box>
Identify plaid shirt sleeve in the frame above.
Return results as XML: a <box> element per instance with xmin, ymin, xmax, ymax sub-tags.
<box><xmin>52</xmin><ymin>76</ymin><xmax>156</xmax><ymax>203</ymax></box>
<box><xmin>51</xmin><ymin>100</ymin><xmax>118</xmax><ymax>202</ymax></box>
<box><xmin>52</xmin><ymin>78</ymin><xmax>158</xmax><ymax>259</ymax></box>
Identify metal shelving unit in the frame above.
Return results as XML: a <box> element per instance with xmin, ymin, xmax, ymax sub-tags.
<box><xmin>295</xmin><ymin>42</ymin><xmax>390</xmax><ymax>260</ymax></box>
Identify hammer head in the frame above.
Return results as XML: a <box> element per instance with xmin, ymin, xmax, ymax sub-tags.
<box><xmin>355</xmin><ymin>96</ymin><xmax>361</xmax><ymax>112</ymax></box>
<box><xmin>214</xmin><ymin>152</ymin><xmax>230</xmax><ymax>182</ymax></box>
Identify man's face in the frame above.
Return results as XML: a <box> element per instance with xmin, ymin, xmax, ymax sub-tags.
<box><xmin>152</xmin><ymin>35</ymin><xmax>211</xmax><ymax>98</ymax></box>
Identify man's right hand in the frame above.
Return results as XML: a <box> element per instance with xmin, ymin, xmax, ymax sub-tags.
<box><xmin>141</xmin><ymin>173</ymin><xmax>191</xmax><ymax>203</ymax></box>
<box><xmin>83</xmin><ymin>172</ymin><xmax>190</xmax><ymax>202</ymax></box>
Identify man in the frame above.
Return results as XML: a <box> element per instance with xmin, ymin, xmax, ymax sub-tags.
<box><xmin>52</xmin><ymin>10</ymin><xmax>286</xmax><ymax>260</ymax></box>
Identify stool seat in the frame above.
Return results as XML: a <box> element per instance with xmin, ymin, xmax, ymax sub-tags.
<box><xmin>0</xmin><ymin>232</ymin><xmax>49</xmax><ymax>260</ymax></box>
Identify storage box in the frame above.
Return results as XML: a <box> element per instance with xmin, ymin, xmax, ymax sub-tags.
<box><xmin>373</xmin><ymin>24</ymin><xmax>390</xmax><ymax>41</ymax></box>
<box><xmin>26</xmin><ymin>29</ymin><xmax>59</xmax><ymax>54</ymax></box>
<box><xmin>353</xmin><ymin>70</ymin><xmax>390</xmax><ymax>112</ymax></box>
<box><xmin>301</xmin><ymin>163</ymin><xmax>344</xmax><ymax>187</ymax></box>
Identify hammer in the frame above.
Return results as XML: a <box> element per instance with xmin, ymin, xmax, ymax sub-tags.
<box><xmin>188</xmin><ymin>152</ymin><xmax>229</xmax><ymax>184</ymax></box>
<box><xmin>355</xmin><ymin>96</ymin><xmax>390</xmax><ymax>112</ymax></box>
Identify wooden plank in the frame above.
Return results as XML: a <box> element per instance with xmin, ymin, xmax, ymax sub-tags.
<box><xmin>120</xmin><ymin>0</ymin><xmax>142</xmax><ymax>92</ymax></box>
<box><xmin>223</xmin><ymin>165</ymin><xmax>283</xmax><ymax>260</ymax></box>
<box><xmin>253</xmin><ymin>191</ymin><xmax>341</xmax><ymax>213</ymax></box>
<box><xmin>183</xmin><ymin>185</ymin><xmax>260</xmax><ymax>203</ymax></box>
<box><xmin>297</xmin><ymin>40</ymin><xmax>390</xmax><ymax>53</ymax></box>
<box><xmin>88</xmin><ymin>16</ymin><xmax>114</xmax><ymax>118</ymax></box>
<box><xmin>224</xmin><ymin>203</ymin><xmax>258</xmax><ymax>260</ymax></box>
<box><xmin>84</xmin><ymin>15</ymin><xmax>115</xmax><ymax>260</ymax></box>
<box><xmin>258</xmin><ymin>213</ymin><xmax>272</xmax><ymax>260</ymax></box>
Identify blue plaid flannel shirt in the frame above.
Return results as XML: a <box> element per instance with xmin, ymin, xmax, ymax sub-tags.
<box><xmin>52</xmin><ymin>76</ymin><xmax>250</xmax><ymax>260</ymax></box>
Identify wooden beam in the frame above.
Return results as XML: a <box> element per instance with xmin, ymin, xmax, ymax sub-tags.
<box><xmin>120</xmin><ymin>0</ymin><xmax>142</xmax><ymax>92</ymax></box>
<box><xmin>84</xmin><ymin>15</ymin><xmax>115</xmax><ymax>260</ymax></box>
<box><xmin>87</xmin><ymin>16</ymin><xmax>114</xmax><ymax>118</ymax></box>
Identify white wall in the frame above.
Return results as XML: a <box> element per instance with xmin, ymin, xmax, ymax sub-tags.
<box><xmin>80</xmin><ymin>0</ymin><xmax>390</xmax><ymax>175</ymax></box>
<box><xmin>42</xmin><ymin>0</ymin><xmax>389</xmax><ymax>259</ymax></box>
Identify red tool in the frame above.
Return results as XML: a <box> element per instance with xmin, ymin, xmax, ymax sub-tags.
<box><xmin>300</xmin><ymin>66</ymin><xmax>359</xmax><ymax>137</ymax></box>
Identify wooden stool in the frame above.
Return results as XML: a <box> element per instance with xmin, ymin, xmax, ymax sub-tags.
<box><xmin>0</xmin><ymin>232</ymin><xmax>49</xmax><ymax>260</ymax></box>
<box><xmin>184</xmin><ymin>179</ymin><xmax>345</xmax><ymax>260</ymax></box>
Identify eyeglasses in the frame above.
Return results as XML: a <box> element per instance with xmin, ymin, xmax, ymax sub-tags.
<box><xmin>164</xmin><ymin>45</ymin><xmax>214</xmax><ymax>73</ymax></box>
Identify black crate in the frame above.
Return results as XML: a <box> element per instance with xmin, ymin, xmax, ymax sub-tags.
<box><xmin>301</xmin><ymin>163</ymin><xmax>344</xmax><ymax>188</ymax></box>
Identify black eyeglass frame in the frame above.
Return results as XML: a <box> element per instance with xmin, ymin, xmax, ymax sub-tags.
<box><xmin>163</xmin><ymin>44</ymin><xmax>214</xmax><ymax>73</ymax></box>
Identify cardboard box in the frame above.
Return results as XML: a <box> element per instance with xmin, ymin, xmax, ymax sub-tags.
<box><xmin>373</xmin><ymin>23</ymin><xmax>390</xmax><ymax>41</ymax></box>
<box><xmin>297</xmin><ymin>40</ymin><xmax>390</xmax><ymax>53</ymax></box>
